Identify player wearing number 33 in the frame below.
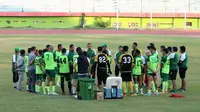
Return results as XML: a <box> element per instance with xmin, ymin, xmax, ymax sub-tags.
<box><xmin>119</xmin><ymin>46</ymin><xmax>134</xmax><ymax>97</ymax></box>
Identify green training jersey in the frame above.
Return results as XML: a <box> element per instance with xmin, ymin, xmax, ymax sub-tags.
<box><xmin>147</xmin><ymin>54</ymin><xmax>158</xmax><ymax>74</ymax></box>
<box><xmin>170</xmin><ymin>53</ymin><xmax>179</xmax><ymax>70</ymax></box>
<box><xmin>87</xmin><ymin>48</ymin><xmax>96</xmax><ymax>64</ymax></box>
<box><xmin>68</xmin><ymin>51</ymin><xmax>75</xmax><ymax>62</ymax></box>
<box><xmin>54</xmin><ymin>50</ymin><xmax>62</xmax><ymax>68</ymax></box>
<box><xmin>25</xmin><ymin>55</ymin><xmax>29</xmax><ymax>73</ymax></box>
<box><xmin>115</xmin><ymin>52</ymin><xmax>122</xmax><ymax>64</ymax></box>
<box><xmin>44</xmin><ymin>52</ymin><xmax>55</xmax><ymax>70</ymax></box>
<box><xmin>73</xmin><ymin>54</ymin><xmax>79</xmax><ymax>72</ymax></box>
<box><xmin>59</xmin><ymin>55</ymin><xmax>70</xmax><ymax>73</ymax></box>
<box><xmin>35</xmin><ymin>56</ymin><xmax>43</xmax><ymax>74</ymax></box>
<box><xmin>132</xmin><ymin>56</ymin><xmax>142</xmax><ymax>75</ymax></box>
<box><xmin>161</xmin><ymin>55</ymin><xmax>170</xmax><ymax>74</ymax></box>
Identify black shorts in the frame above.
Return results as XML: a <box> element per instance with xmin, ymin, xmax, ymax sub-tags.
<box><xmin>179</xmin><ymin>67</ymin><xmax>187</xmax><ymax>79</ymax></box>
<box><xmin>59</xmin><ymin>73</ymin><xmax>71</xmax><ymax>81</ymax></box>
<box><xmin>121</xmin><ymin>73</ymin><xmax>132</xmax><ymax>82</ymax></box>
<box><xmin>97</xmin><ymin>70</ymin><xmax>107</xmax><ymax>85</ymax></box>
<box><xmin>169</xmin><ymin>69</ymin><xmax>178</xmax><ymax>80</ymax></box>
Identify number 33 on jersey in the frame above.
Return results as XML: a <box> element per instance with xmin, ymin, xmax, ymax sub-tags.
<box><xmin>119</xmin><ymin>54</ymin><xmax>134</xmax><ymax>72</ymax></box>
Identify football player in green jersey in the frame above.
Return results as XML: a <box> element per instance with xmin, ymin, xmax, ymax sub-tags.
<box><xmin>169</xmin><ymin>47</ymin><xmax>179</xmax><ymax>93</ymax></box>
<box><xmin>58</xmin><ymin>48</ymin><xmax>71</xmax><ymax>95</ymax></box>
<box><xmin>114</xmin><ymin>46</ymin><xmax>123</xmax><ymax>76</ymax></box>
<box><xmin>25</xmin><ymin>48</ymin><xmax>31</xmax><ymax>91</ymax></box>
<box><xmin>86</xmin><ymin>43</ymin><xmax>96</xmax><ymax>75</ymax></box>
<box><xmin>178</xmin><ymin>46</ymin><xmax>188</xmax><ymax>92</ymax></box>
<box><xmin>44</xmin><ymin>45</ymin><xmax>58</xmax><ymax>95</ymax></box>
<box><xmin>132</xmin><ymin>50</ymin><xmax>143</xmax><ymax>96</ymax></box>
<box><xmin>160</xmin><ymin>48</ymin><xmax>170</xmax><ymax>94</ymax></box>
<box><xmin>72</xmin><ymin>47</ymin><xmax>82</xmax><ymax>95</ymax></box>
<box><xmin>35</xmin><ymin>50</ymin><xmax>45</xmax><ymax>94</ymax></box>
<box><xmin>54</xmin><ymin>44</ymin><xmax>63</xmax><ymax>87</ymax></box>
<box><xmin>146</xmin><ymin>46</ymin><xmax>159</xmax><ymax>96</ymax></box>
<box><xmin>158</xmin><ymin>45</ymin><xmax>165</xmax><ymax>89</ymax></box>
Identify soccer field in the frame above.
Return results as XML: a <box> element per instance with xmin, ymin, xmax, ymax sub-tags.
<box><xmin>0</xmin><ymin>34</ymin><xmax>200</xmax><ymax>112</ymax></box>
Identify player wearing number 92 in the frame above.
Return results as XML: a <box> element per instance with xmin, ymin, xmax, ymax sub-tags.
<box><xmin>119</xmin><ymin>46</ymin><xmax>134</xmax><ymax>97</ymax></box>
<box><xmin>93</xmin><ymin>46</ymin><xmax>111</xmax><ymax>90</ymax></box>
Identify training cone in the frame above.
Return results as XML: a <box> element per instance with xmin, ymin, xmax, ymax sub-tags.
<box><xmin>169</xmin><ymin>94</ymin><xmax>184</xmax><ymax>98</ymax></box>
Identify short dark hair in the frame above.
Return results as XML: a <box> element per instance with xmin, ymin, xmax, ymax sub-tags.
<box><xmin>167</xmin><ymin>46</ymin><xmax>172</xmax><ymax>52</ymax></box>
<box><xmin>149</xmin><ymin>45</ymin><xmax>156</xmax><ymax>50</ymax></box>
<box><xmin>133</xmin><ymin>42</ymin><xmax>138</xmax><ymax>46</ymax></box>
<box><xmin>76</xmin><ymin>47</ymin><xmax>82</xmax><ymax>53</ymax></box>
<box><xmin>135</xmin><ymin>49</ymin><xmax>140</xmax><ymax>55</ymax></box>
<box><xmin>160</xmin><ymin>45</ymin><xmax>165</xmax><ymax>49</ymax></box>
<box><xmin>28</xmin><ymin>48</ymin><xmax>32</xmax><ymax>53</ymax></box>
<box><xmin>150</xmin><ymin>43</ymin><xmax>155</xmax><ymax>47</ymax></box>
<box><xmin>173</xmin><ymin>46</ymin><xmax>178</xmax><ymax>52</ymax></box>
<box><xmin>38</xmin><ymin>50</ymin><xmax>43</xmax><ymax>55</ymax></box>
<box><xmin>180</xmin><ymin>46</ymin><xmax>186</xmax><ymax>52</ymax></box>
<box><xmin>69</xmin><ymin>44</ymin><xmax>74</xmax><ymax>48</ymax></box>
<box><xmin>46</xmin><ymin>44</ymin><xmax>50</xmax><ymax>49</ymax></box>
<box><xmin>31</xmin><ymin>46</ymin><xmax>36</xmax><ymax>51</ymax></box>
<box><xmin>87</xmin><ymin>43</ymin><xmax>92</xmax><ymax>45</ymax></box>
<box><xmin>119</xmin><ymin>46</ymin><xmax>122</xmax><ymax>48</ymax></box>
<box><xmin>98</xmin><ymin>46</ymin><xmax>103</xmax><ymax>52</ymax></box>
<box><xmin>58</xmin><ymin>44</ymin><xmax>62</xmax><ymax>48</ymax></box>
<box><xmin>147</xmin><ymin>46</ymin><xmax>151</xmax><ymax>50</ymax></box>
<box><xmin>163</xmin><ymin>48</ymin><xmax>169</xmax><ymax>54</ymax></box>
<box><xmin>20</xmin><ymin>49</ymin><xmax>25</xmax><ymax>56</ymax></box>
<box><xmin>123</xmin><ymin>46</ymin><xmax>129</xmax><ymax>52</ymax></box>
<box><xmin>62</xmin><ymin>48</ymin><xmax>67</xmax><ymax>53</ymax></box>
<box><xmin>43</xmin><ymin>49</ymin><xmax>48</xmax><ymax>53</ymax></box>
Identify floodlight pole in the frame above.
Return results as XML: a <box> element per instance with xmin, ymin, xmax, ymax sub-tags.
<box><xmin>150</xmin><ymin>0</ymin><xmax>152</xmax><ymax>29</ymax></box>
<box><xmin>116</xmin><ymin>7</ymin><xmax>119</xmax><ymax>30</ymax></box>
<box><xmin>184</xmin><ymin>9</ymin><xmax>187</xmax><ymax>30</ymax></box>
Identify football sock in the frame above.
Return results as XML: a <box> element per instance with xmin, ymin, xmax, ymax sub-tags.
<box><xmin>129</xmin><ymin>81</ymin><xmax>133</xmax><ymax>94</ymax></box>
<box><xmin>168</xmin><ymin>80</ymin><xmax>172</xmax><ymax>89</ymax></box>
<box><xmin>148</xmin><ymin>89</ymin><xmax>151</xmax><ymax>94</ymax></box>
<box><xmin>165</xmin><ymin>81</ymin><xmax>168</xmax><ymax>92</ymax></box>
<box><xmin>140</xmin><ymin>88</ymin><xmax>143</xmax><ymax>94</ymax></box>
<box><xmin>38</xmin><ymin>86</ymin><xmax>41</xmax><ymax>93</ymax></box>
<box><xmin>151</xmin><ymin>81</ymin><xmax>156</xmax><ymax>92</ymax></box>
<box><xmin>135</xmin><ymin>84</ymin><xmax>139</xmax><ymax>94</ymax></box>
<box><xmin>52</xmin><ymin>86</ymin><xmax>56</xmax><ymax>92</ymax></box>
<box><xmin>42</xmin><ymin>82</ymin><xmax>46</xmax><ymax>94</ymax></box>
<box><xmin>26</xmin><ymin>85</ymin><xmax>29</xmax><ymax>90</ymax></box>
<box><xmin>72</xmin><ymin>87</ymin><xmax>76</xmax><ymax>94</ymax></box>
<box><xmin>61</xmin><ymin>77</ymin><xmax>65</xmax><ymax>93</ymax></box>
<box><xmin>47</xmin><ymin>86</ymin><xmax>50</xmax><ymax>93</ymax></box>
<box><xmin>162</xmin><ymin>81</ymin><xmax>166</xmax><ymax>92</ymax></box>
<box><xmin>56</xmin><ymin>75</ymin><xmax>60</xmax><ymax>85</ymax></box>
<box><xmin>68</xmin><ymin>81</ymin><xmax>72</xmax><ymax>93</ymax></box>
<box><xmin>122</xmin><ymin>82</ymin><xmax>127</xmax><ymax>94</ymax></box>
<box><xmin>35</xmin><ymin>85</ymin><xmax>38</xmax><ymax>92</ymax></box>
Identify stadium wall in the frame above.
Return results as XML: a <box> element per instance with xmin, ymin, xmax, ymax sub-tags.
<box><xmin>0</xmin><ymin>12</ymin><xmax>200</xmax><ymax>29</ymax></box>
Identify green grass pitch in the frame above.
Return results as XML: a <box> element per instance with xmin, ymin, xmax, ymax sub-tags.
<box><xmin>0</xmin><ymin>34</ymin><xmax>200</xmax><ymax>112</ymax></box>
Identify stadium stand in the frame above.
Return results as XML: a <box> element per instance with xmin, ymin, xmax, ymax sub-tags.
<box><xmin>0</xmin><ymin>0</ymin><xmax>199</xmax><ymax>13</ymax></box>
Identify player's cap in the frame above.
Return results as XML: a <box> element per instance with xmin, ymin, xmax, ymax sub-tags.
<box><xmin>14</xmin><ymin>47</ymin><xmax>20</xmax><ymax>52</ymax></box>
<box><xmin>102</xmin><ymin>44</ymin><xmax>107</xmax><ymax>47</ymax></box>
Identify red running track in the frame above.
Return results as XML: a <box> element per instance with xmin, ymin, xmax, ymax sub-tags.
<box><xmin>0</xmin><ymin>29</ymin><xmax>200</xmax><ymax>36</ymax></box>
